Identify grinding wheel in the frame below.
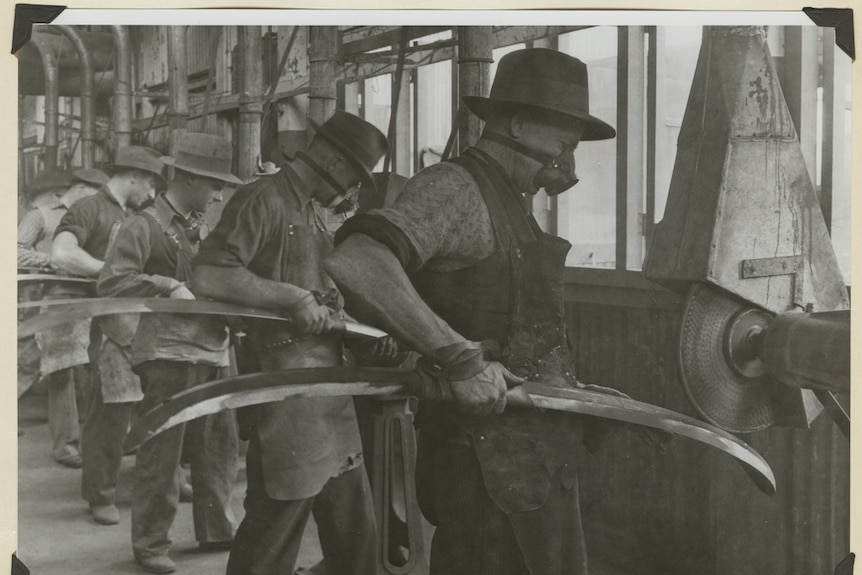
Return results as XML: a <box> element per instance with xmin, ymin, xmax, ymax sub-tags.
<box><xmin>678</xmin><ymin>283</ymin><xmax>801</xmax><ymax>433</ymax></box>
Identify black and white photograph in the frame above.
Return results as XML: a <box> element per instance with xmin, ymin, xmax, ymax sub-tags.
<box><xmin>12</xmin><ymin>9</ymin><xmax>854</xmax><ymax>575</ymax></box>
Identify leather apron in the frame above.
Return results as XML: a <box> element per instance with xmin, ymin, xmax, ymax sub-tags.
<box><xmin>98</xmin><ymin>220</ymin><xmax>142</xmax><ymax>403</ymax></box>
<box><xmin>34</xmin><ymin>203</ymin><xmax>93</xmax><ymax>376</ymax></box>
<box><xmin>414</xmin><ymin>148</ymin><xmax>584</xmax><ymax>515</ymax></box>
<box><xmin>249</xmin><ymin>216</ymin><xmax>362</xmax><ymax>501</ymax></box>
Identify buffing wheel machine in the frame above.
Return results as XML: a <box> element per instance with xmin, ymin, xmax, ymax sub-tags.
<box><xmin>644</xmin><ymin>26</ymin><xmax>850</xmax><ymax>437</ymax></box>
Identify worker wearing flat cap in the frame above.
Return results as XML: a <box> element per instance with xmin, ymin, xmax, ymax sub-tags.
<box><xmin>49</xmin><ymin>146</ymin><xmax>167</xmax><ymax>527</ymax></box>
<box><xmin>17</xmin><ymin>168</ymin><xmax>108</xmax><ymax>468</ymax></box>
<box><xmin>98</xmin><ymin>133</ymin><xmax>242</xmax><ymax>574</ymax></box>
<box><xmin>328</xmin><ymin>48</ymin><xmax>616</xmax><ymax>574</ymax></box>
<box><xmin>192</xmin><ymin>111</ymin><xmax>389</xmax><ymax>575</ymax></box>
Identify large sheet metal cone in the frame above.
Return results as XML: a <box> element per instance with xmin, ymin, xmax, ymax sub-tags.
<box><xmin>644</xmin><ymin>27</ymin><xmax>848</xmax><ymax>314</ymax></box>
<box><xmin>643</xmin><ymin>27</ymin><xmax>849</xmax><ymax>430</ymax></box>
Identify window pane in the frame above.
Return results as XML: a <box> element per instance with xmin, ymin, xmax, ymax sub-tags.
<box><xmin>654</xmin><ymin>26</ymin><xmax>702</xmax><ymax>225</ymax></box>
<box><xmin>831</xmin><ymin>44</ymin><xmax>852</xmax><ymax>285</ymax></box>
<box><xmin>364</xmin><ymin>75</ymin><xmax>392</xmax><ymax>173</ymax></box>
<box><xmin>558</xmin><ymin>27</ymin><xmax>618</xmax><ymax>268</ymax></box>
<box><xmin>416</xmin><ymin>59</ymin><xmax>452</xmax><ymax>169</ymax></box>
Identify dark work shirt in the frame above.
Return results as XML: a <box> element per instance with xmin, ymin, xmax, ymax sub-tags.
<box><xmin>98</xmin><ymin>194</ymin><xmax>229</xmax><ymax>367</ymax></box>
<box><xmin>55</xmin><ymin>187</ymin><xmax>127</xmax><ymax>260</ymax></box>
<box><xmin>194</xmin><ymin>163</ymin><xmax>333</xmax><ymax>290</ymax></box>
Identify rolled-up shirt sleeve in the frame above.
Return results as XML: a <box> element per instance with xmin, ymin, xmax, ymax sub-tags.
<box><xmin>55</xmin><ymin>198</ymin><xmax>98</xmax><ymax>246</ymax></box>
<box><xmin>364</xmin><ymin>162</ymin><xmax>495</xmax><ymax>271</ymax></box>
<box><xmin>98</xmin><ymin>215</ymin><xmax>178</xmax><ymax>297</ymax></box>
<box><xmin>194</xmin><ymin>184</ymin><xmax>275</xmax><ymax>269</ymax></box>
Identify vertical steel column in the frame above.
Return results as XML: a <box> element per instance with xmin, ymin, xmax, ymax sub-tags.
<box><xmin>167</xmin><ymin>26</ymin><xmax>189</xmax><ymax>157</ymax></box>
<box><xmin>111</xmin><ymin>25</ymin><xmax>133</xmax><ymax>151</ymax></box>
<box><xmin>56</xmin><ymin>25</ymin><xmax>95</xmax><ymax>168</ymax></box>
<box><xmin>308</xmin><ymin>26</ymin><xmax>338</xmax><ymax>132</ymax></box>
<box><xmin>394</xmin><ymin>69</ymin><xmax>411</xmax><ymax>175</ymax></box>
<box><xmin>237</xmin><ymin>26</ymin><xmax>263</xmax><ymax>182</ymax></box>
<box><xmin>31</xmin><ymin>32</ymin><xmax>59</xmax><ymax>169</ymax></box>
<box><xmin>457</xmin><ymin>26</ymin><xmax>492</xmax><ymax>151</ymax></box>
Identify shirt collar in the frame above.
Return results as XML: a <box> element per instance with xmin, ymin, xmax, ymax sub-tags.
<box><xmin>281</xmin><ymin>161</ymin><xmax>314</xmax><ymax>207</ymax></box>
<box><xmin>101</xmin><ymin>185</ymin><xmax>125</xmax><ymax>209</ymax></box>
<box><xmin>150</xmin><ymin>194</ymin><xmax>199</xmax><ymax>232</ymax></box>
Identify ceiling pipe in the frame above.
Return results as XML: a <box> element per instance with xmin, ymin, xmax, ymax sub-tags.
<box><xmin>55</xmin><ymin>25</ymin><xmax>95</xmax><ymax>168</ymax></box>
<box><xmin>111</xmin><ymin>25</ymin><xmax>133</xmax><ymax>152</ymax></box>
<box><xmin>30</xmin><ymin>31</ymin><xmax>60</xmax><ymax>170</ymax></box>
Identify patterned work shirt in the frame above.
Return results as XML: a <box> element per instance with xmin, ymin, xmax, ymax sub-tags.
<box><xmin>369</xmin><ymin>161</ymin><xmax>496</xmax><ymax>271</ymax></box>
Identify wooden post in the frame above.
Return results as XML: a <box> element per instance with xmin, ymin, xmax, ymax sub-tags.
<box><xmin>309</xmin><ymin>26</ymin><xmax>338</xmax><ymax>134</ymax></box>
<box><xmin>167</xmin><ymin>26</ymin><xmax>189</xmax><ymax>159</ymax></box>
<box><xmin>457</xmin><ymin>27</ymin><xmax>492</xmax><ymax>152</ymax></box>
<box><xmin>237</xmin><ymin>26</ymin><xmax>263</xmax><ymax>182</ymax></box>
<box><xmin>395</xmin><ymin>69</ymin><xmax>411</xmax><ymax>176</ymax></box>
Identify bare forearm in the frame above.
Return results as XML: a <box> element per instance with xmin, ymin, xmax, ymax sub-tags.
<box><xmin>326</xmin><ymin>234</ymin><xmax>467</xmax><ymax>357</ymax></box>
<box><xmin>51</xmin><ymin>234</ymin><xmax>103</xmax><ymax>277</ymax></box>
<box><xmin>191</xmin><ymin>264</ymin><xmax>311</xmax><ymax>311</ymax></box>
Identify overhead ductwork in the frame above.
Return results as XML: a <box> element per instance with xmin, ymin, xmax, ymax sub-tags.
<box><xmin>29</xmin><ymin>32</ymin><xmax>59</xmax><ymax>169</ymax></box>
<box><xmin>55</xmin><ymin>25</ymin><xmax>96</xmax><ymax>167</ymax></box>
<box><xmin>18</xmin><ymin>27</ymin><xmax>115</xmax><ymax>98</ymax></box>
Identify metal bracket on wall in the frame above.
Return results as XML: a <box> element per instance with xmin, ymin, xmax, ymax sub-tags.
<box><xmin>740</xmin><ymin>255</ymin><xmax>805</xmax><ymax>308</ymax></box>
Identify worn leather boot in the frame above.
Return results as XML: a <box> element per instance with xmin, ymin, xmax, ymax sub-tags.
<box><xmin>135</xmin><ymin>554</ymin><xmax>176</xmax><ymax>574</ymax></box>
<box><xmin>90</xmin><ymin>504</ymin><xmax>120</xmax><ymax>525</ymax></box>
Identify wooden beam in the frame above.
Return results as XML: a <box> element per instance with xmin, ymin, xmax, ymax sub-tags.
<box><xmin>341</xmin><ymin>26</ymin><xmax>450</xmax><ymax>57</ymax></box>
<box><xmin>340</xmin><ymin>47</ymin><xmax>456</xmax><ymax>90</ymax></box>
<box><xmin>492</xmin><ymin>25</ymin><xmax>591</xmax><ymax>48</ymax></box>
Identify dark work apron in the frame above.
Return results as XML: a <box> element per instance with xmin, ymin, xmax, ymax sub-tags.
<box><xmin>248</xmin><ymin>206</ymin><xmax>362</xmax><ymax>501</ymax></box>
<box><xmin>413</xmin><ymin>149</ymin><xmax>588</xmax><ymax>573</ymax></box>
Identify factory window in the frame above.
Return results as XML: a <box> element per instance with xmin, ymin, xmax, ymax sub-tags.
<box><xmin>552</xmin><ymin>25</ymin><xmax>852</xmax><ymax>291</ymax></box>
<box><xmin>557</xmin><ymin>27</ymin><xmax>619</xmax><ymax>269</ymax></box>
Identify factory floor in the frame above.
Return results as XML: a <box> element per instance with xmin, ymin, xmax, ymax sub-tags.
<box><xmin>17</xmin><ymin>391</ymin><xmax>629</xmax><ymax>575</ymax></box>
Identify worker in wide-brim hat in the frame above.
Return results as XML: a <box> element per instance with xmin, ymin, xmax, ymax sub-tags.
<box><xmin>98</xmin><ymin>131</ymin><xmax>242</xmax><ymax>574</ymax></box>
<box><xmin>49</xmin><ymin>145</ymin><xmax>167</xmax><ymax>528</ymax></box>
<box><xmin>191</xmin><ymin>111</ymin><xmax>390</xmax><ymax>575</ymax></box>
<box><xmin>327</xmin><ymin>48</ymin><xmax>617</xmax><ymax>575</ymax></box>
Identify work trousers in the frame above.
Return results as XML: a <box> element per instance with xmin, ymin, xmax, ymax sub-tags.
<box><xmin>45</xmin><ymin>366</ymin><xmax>86</xmax><ymax>463</ymax></box>
<box><xmin>80</xmin><ymin>373</ymin><xmax>134</xmax><ymax>506</ymax></box>
<box><xmin>17</xmin><ymin>336</ymin><xmax>40</xmax><ymax>399</ymax></box>
<box><xmin>417</xmin><ymin>434</ymin><xmax>589</xmax><ymax>575</ymax></box>
<box><xmin>132</xmin><ymin>360</ymin><xmax>238</xmax><ymax>558</ymax></box>
<box><xmin>226</xmin><ymin>433</ymin><xmax>377</xmax><ymax>575</ymax></box>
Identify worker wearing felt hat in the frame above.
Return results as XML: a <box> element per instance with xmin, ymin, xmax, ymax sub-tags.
<box><xmin>328</xmin><ymin>48</ymin><xmax>617</xmax><ymax>575</ymax></box>
<box><xmin>192</xmin><ymin>112</ymin><xmax>389</xmax><ymax>575</ymax></box>
<box><xmin>98</xmin><ymin>132</ymin><xmax>242</xmax><ymax>574</ymax></box>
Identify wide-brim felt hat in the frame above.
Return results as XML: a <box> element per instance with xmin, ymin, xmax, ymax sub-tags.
<box><xmin>309</xmin><ymin>111</ymin><xmax>389</xmax><ymax>191</ymax></box>
<box><xmin>71</xmin><ymin>167</ymin><xmax>109</xmax><ymax>188</ymax></box>
<box><xmin>463</xmin><ymin>48</ymin><xmax>616</xmax><ymax>142</ymax></box>
<box><xmin>105</xmin><ymin>146</ymin><xmax>168</xmax><ymax>190</ymax></box>
<box><xmin>160</xmin><ymin>132</ymin><xmax>243</xmax><ymax>185</ymax></box>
